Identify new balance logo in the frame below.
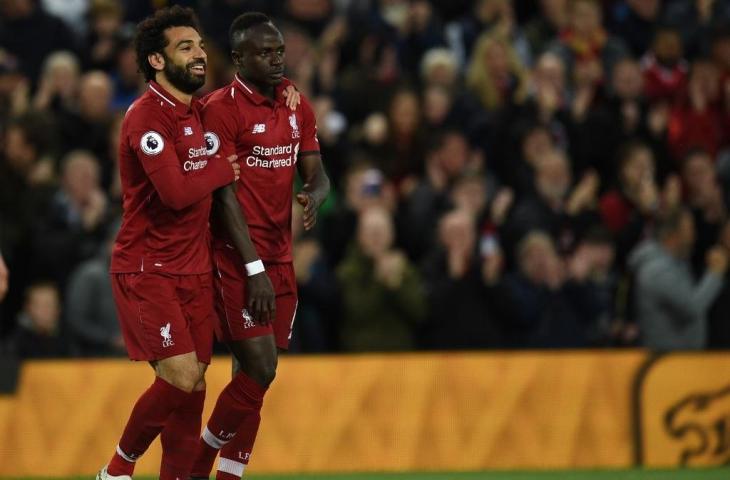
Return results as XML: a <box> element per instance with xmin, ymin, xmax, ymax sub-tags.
<box><xmin>242</xmin><ymin>309</ymin><xmax>255</xmax><ymax>329</ymax></box>
<box><xmin>183</xmin><ymin>126</ymin><xmax>193</xmax><ymax>136</ymax></box>
<box><xmin>252</xmin><ymin>123</ymin><xmax>266</xmax><ymax>134</ymax></box>
<box><xmin>160</xmin><ymin>322</ymin><xmax>174</xmax><ymax>347</ymax></box>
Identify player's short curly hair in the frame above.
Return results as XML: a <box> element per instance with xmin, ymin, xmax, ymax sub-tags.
<box><xmin>229</xmin><ymin>12</ymin><xmax>272</xmax><ymax>50</ymax></box>
<box><xmin>134</xmin><ymin>5</ymin><xmax>201</xmax><ymax>82</ymax></box>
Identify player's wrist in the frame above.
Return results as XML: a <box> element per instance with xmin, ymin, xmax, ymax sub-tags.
<box><xmin>245</xmin><ymin>259</ymin><xmax>265</xmax><ymax>276</ymax></box>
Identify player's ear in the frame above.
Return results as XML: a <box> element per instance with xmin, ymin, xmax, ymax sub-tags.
<box><xmin>231</xmin><ymin>50</ymin><xmax>242</xmax><ymax>67</ymax></box>
<box><xmin>148</xmin><ymin>52</ymin><xmax>165</xmax><ymax>72</ymax></box>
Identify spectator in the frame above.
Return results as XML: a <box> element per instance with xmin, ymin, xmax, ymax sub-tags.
<box><xmin>708</xmin><ymin>220</ymin><xmax>730</xmax><ymax>348</ymax></box>
<box><xmin>681</xmin><ymin>149</ymin><xmax>727</xmax><ymax>275</ymax></box>
<box><xmin>502</xmin><ymin>230</ymin><xmax>602</xmax><ymax>347</ymax></box>
<box><xmin>32</xmin><ymin>50</ymin><xmax>81</xmax><ymax>113</ymax></box>
<box><xmin>662</xmin><ymin>0</ymin><xmax>730</xmax><ymax>58</ymax></box>
<box><xmin>549</xmin><ymin>0</ymin><xmax>629</xmax><ymax>87</ymax></box>
<box><xmin>641</xmin><ymin>25</ymin><xmax>689</xmax><ymax>104</ymax></box>
<box><xmin>0</xmin><ymin>0</ymin><xmax>79</xmax><ymax>84</ymax></box>
<box><xmin>668</xmin><ymin>59</ymin><xmax>724</xmax><ymax>161</ymax></box>
<box><xmin>381</xmin><ymin>88</ymin><xmax>428</xmax><ymax>182</ymax></box>
<box><xmin>503</xmin><ymin>149</ymin><xmax>600</xmax><ymax>259</ymax></box>
<box><xmin>609</xmin><ymin>0</ymin><xmax>661</xmax><ymax>57</ymax></box>
<box><xmin>57</xmin><ymin>70</ymin><xmax>115</xmax><ymax>173</ymax></box>
<box><xmin>65</xmin><ymin>220</ymin><xmax>123</xmax><ymax>357</ymax></box>
<box><xmin>84</xmin><ymin>0</ymin><xmax>125</xmax><ymax>72</ymax></box>
<box><xmin>396</xmin><ymin>0</ymin><xmax>446</xmax><ymax>78</ymax></box>
<box><xmin>466</xmin><ymin>31</ymin><xmax>529</xmax><ymax>113</ymax></box>
<box><xmin>337</xmin><ymin>207</ymin><xmax>426</xmax><ymax>351</ymax></box>
<box><xmin>420</xmin><ymin>47</ymin><xmax>459</xmax><ymax>89</ymax></box>
<box><xmin>321</xmin><ymin>161</ymin><xmax>396</xmax><ymax>268</ymax></box>
<box><xmin>420</xmin><ymin>208</ymin><xmax>505</xmax><ymax>349</ymax></box>
<box><xmin>30</xmin><ymin>150</ymin><xmax>111</xmax><ymax>290</ymax></box>
<box><xmin>401</xmin><ymin>130</ymin><xmax>472</xmax><ymax>260</ymax></box>
<box><xmin>0</xmin><ymin>112</ymin><xmax>57</xmax><ymax>327</ymax></box>
<box><xmin>629</xmin><ymin>207</ymin><xmax>728</xmax><ymax>350</ymax></box>
<box><xmin>290</xmin><ymin>203</ymin><xmax>339</xmax><ymax>353</ymax></box>
<box><xmin>449</xmin><ymin>0</ymin><xmax>531</xmax><ymax>68</ymax></box>
<box><xmin>598</xmin><ymin>141</ymin><xmax>679</xmax><ymax>267</ymax></box>
<box><xmin>524</xmin><ymin>0</ymin><xmax>569</xmax><ymax>57</ymax></box>
<box><xmin>11</xmin><ymin>281</ymin><xmax>67</xmax><ymax>358</ymax></box>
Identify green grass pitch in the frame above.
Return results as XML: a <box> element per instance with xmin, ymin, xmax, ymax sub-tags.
<box><xmin>7</xmin><ymin>469</ymin><xmax>730</xmax><ymax>480</ymax></box>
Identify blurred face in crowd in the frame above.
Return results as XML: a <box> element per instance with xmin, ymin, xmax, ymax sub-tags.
<box><xmin>484</xmin><ymin>40</ymin><xmax>510</xmax><ymax>80</ymax></box>
<box><xmin>628</xmin><ymin>0</ymin><xmax>659</xmax><ymax>20</ymax></box>
<box><xmin>5</xmin><ymin>126</ymin><xmax>34</xmax><ymax>173</ymax></box>
<box><xmin>118</xmin><ymin>44</ymin><xmax>140</xmax><ymax>86</ymax></box>
<box><xmin>389</xmin><ymin>90</ymin><xmax>420</xmax><ymax>136</ymax></box>
<box><xmin>518</xmin><ymin>232</ymin><xmax>559</xmax><ymax>284</ymax></box>
<box><xmin>439</xmin><ymin>209</ymin><xmax>476</xmax><ymax>254</ymax></box>
<box><xmin>41</xmin><ymin>52</ymin><xmax>80</xmax><ymax>101</ymax></box>
<box><xmin>437</xmin><ymin>132</ymin><xmax>470</xmax><ymax>178</ymax></box>
<box><xmin>0</xmin><ymin>0</ymin><xmax>34</xmax><ymax>19</ymax></box>
<box><xmin>653</xmin><ymin>30</ymin><xmax>683</xmax><ymax>67</ymax></box>
<box><xmin>521</xmin><ymin>127</ymin><xmax>554</xmax><ymax>166</ymax></box>
<box><xmin>62</xmin><ymin>152</ymin><xmax>100</xmax><ymax>206</ymax></box>
<box><xmin>91</xmin><ymin>3</ymin><xmax>123</xmax><ymax>37</ymax></box>
<box><xmin>535</xmin><ymin>151</ymin><xmax>571</xmax><ymax>204</ymax></box>
<box><xmin>682</xmin><ymin>151</ymin><xmax>716</xmax><ymax>201</ymax></box>
<box><xmin>345</xmin><ymin>166</ymin><xmax>392</xmax><ymax>213</ymax></box>
<box><xmin>612</xmin><ymin>59</ymin><xmax>644</xmax><ymax>100</ymax></box>
<box><xmin>712</xmin><ymin>35</ymin><xmax>730</xmax><ymax>71</ymax></box>
<box><xmin>422</xmin><ymin>50</ymin><xmax>458</xmax><ymax>88</ymax></box>
<box><xmin>620</xmin><ymin>146</ymin><xmax>654</xmax><ymax>190</ymax></box>
<box><xmin>408</xmin><ymin>0</ymin><xmax>433</xmax><ymax>31</ymax></box>
<box><xmin>423</xmin><ymin>86</ymin><xmax>453</xmax><ymax>126</ymax></box>
<box><xmin>533</xmin><ymin>52</ymin><xmax>566</xmax><ymax>96</ymax></box>
<box><xmin>79</xmin><ymin>71</ymin><xmax>113</xmax><ymax>120</ymax></box>
<box><xmin>541</xmin><ymin>0</ymin><xmax>569</xmax><ymax>26</ymax></box>
<box><xmin>571</xmin><ymin>0</ymin><xmax>602</xmax><ymax>37</ymax></box>
<box><xmin>25</xmin><ymin>285</ymin><xmax>61</xmax><ymax>335</ymax></box>
<box><xmin>450</xmin><ymin>176</ymin><xmax>487</xmax><ymax>216</ymax></box>
<box><xmin>157</xmin><ymin>26</ymin><xmax>207</xmax><ymax>94</ymax></box>
<box><xmin>357</xmin><ymin>207</ymin><xmax>394</xmax><ymax>259</ymax></box>
<box><xmin>689</xmin><ymin>61</ymin><xmax>720</xmax><ymax>102</ymax></box>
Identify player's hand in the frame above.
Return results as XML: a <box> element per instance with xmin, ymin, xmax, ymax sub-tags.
<box><xmin>226</xmin><ymin>154</ymin><xmax>240</xmax><ymax>181</ymax></box>
<box><xmin>282</xmin><ymin>85</ymin><xmax>300</xmax><ymax>111</ymax></box>
<box><xmin>247</xmin><ymin>271</ymin><xmax>276</xmax><ymax>325</ymax></box>
<box><xmin>296</xmin><ymin>185</ymin><xmax>320</xmax><ymax>230</ymax></box>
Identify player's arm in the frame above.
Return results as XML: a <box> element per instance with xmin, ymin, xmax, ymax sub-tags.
<box><xmin>213</xmin><ymin>185</ymin><xmax>275</xmax><ymax>324</ymax></box>
<box><xmin>296</xmin><ymin>96</ymin><xmax>330</xmax><ymax>230</ymax></box>
<box><xmin>130</xmin><ymin>110</ymin><xmax>238</xmax><ymax>210</ymax></box>
<box><xmin>204</xmin><ymin>100</ymin><xmax>275</xmax><ymax>324</ymax></box>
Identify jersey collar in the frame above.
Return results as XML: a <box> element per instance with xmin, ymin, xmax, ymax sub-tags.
<box><xmin>148</xmin><ymin>80</ymin><xmax>193</xmax><ymax>115</ymax></box>
<box><xmin>233</xmin><ymin>74</ymin><xmax>290</xmax><ymax>106</ymax></box>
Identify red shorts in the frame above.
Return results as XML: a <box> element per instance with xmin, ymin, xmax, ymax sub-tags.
<box><xmin>111</xmin><ymin>272</ymin><xmax>215</xmax><ymax>363</ymax></box>
<box><xmin>212</xmin><ymin>246</ymin><xmax>298</xmax><ymax>349</ymax></box>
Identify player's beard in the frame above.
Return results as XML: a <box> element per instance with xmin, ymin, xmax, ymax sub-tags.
<box><xmin>163</xmin><ymin>56</ymin><xmax>206</xmax><ymax>94</ymax></box>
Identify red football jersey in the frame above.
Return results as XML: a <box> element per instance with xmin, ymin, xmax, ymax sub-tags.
<box><xmin>201</xmin><ymin>75</ymin><xmax>320</xmax><ymax>263</ymax></box>
<box><xmin>111</xmin><ymin>81</ymin><xmax>234</xmax><ymax>274</ymax></box>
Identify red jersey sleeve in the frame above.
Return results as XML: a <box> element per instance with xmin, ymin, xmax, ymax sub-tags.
<box><xmin>201</xmin><ymin>96</ymin><xmax>239</xmax><ymax>162</ymax></box>
<box><xmin>127</xmin><ymin>107</ymin><xmax>180</xmax><ymax>175</ymax></box>
<box><xmin>299</xmin><ymin>96</ymin><xmax>320</xmax><ymax>154</ymax></box>
<box><xmin>126</xmin><ymin>105</ymin><xmax>234</xmax><ymax>211</ymax></box>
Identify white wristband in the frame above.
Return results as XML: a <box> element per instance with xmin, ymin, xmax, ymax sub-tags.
<box><xmin>245</xmin><ymin>259</ymin><xmax>265</xmax><ymax>276</ymax></box>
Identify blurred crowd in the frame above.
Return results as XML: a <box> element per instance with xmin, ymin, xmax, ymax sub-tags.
<box><xmin>2</xmin><ymin>0</ymin><xmax>730</xmax><ymax>358</ymax></box>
